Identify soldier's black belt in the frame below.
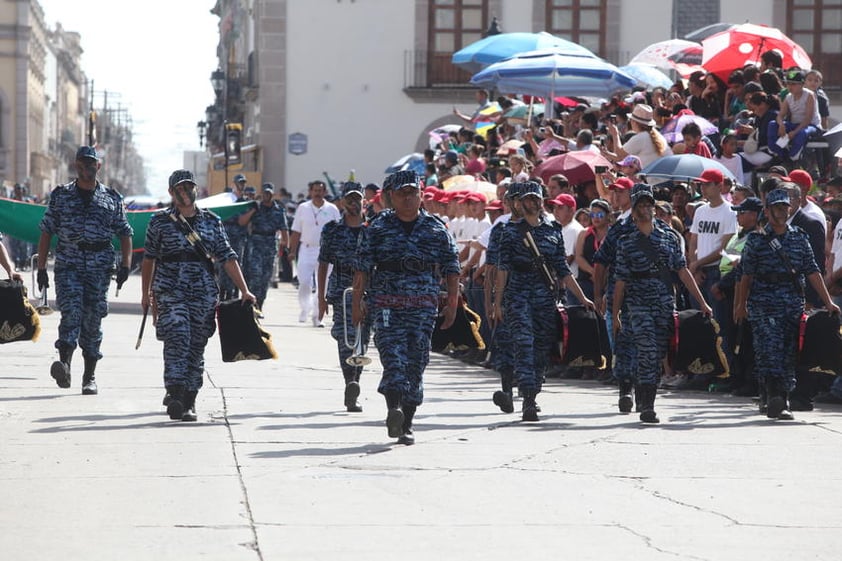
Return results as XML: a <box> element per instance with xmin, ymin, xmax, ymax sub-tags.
<box><xmin>376</xmin><ymin>260</ymin><xmax>435</xmax><ymax>273</ymax></box>
<box><xmin>159</xmin><ymin>251</ymin><xmax>206</xmax><ymax>263</ymax></box>
<box><xmin>756</xmin><ymin>272</ymin><xmax>797</xmax><ymax>284</ymax></box>
<box><xmin>76</xmin><ymin>240</ymin><xmax>111</xmax><ymax>251</ymax></box>
<box><xmin>630</xmin><ymin>271</ymin><xmax>661</xmax><ymax>279</ymax></box>
<box><xmin>511</xmin><ymin>262</ymin><xmax>538</xmax><ymax>273</ymax></box>
<box><xmin>252</xmin><ymin>230</ymin><xmax>276</xmax><ymax>236</ymax></box>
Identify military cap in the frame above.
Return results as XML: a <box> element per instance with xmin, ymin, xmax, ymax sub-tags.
<box><xmin>516</xmin><ymin>181</ymin><xmax>543</xmax><ymax>198</ymax></box>
<box><xmin>168</xmin><ymin>169</ymin><xmax>196</xmax><ymax>188</ymax></box>
<box><xmin>384</xmin><ymin>170</ymin><xmax>419</xmax><ymax>191</ymax></box>
<box><xmin>766</xmin><ymin>189</ymin><xmax>791</xmax><ymax>207</ymax></box>
<box><xmin>76</xmin><ymin>146</ymin><xmax>100</xmax><ymax>161</ymax></box>
<box><xmin>342</xmin><ymin>182</ymin><xmax>364</xmax><ymax>197</ymax></box>
<box><xmin>233</xmin><ymin>173</ymin><xmax>247</xmax><ymax>183</ymax></box>
<box><xmin>731</xmin><ymin>197</ymin><xmax>763</xmax><ymax>213</ymax></box>
<box><xmin>630</xmin><ymin>183</ymin><xmax>655</xmax><ymax>206</ymax></box>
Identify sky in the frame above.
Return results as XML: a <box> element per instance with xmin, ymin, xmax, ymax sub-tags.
<box><xmin>38</xmin><ymin>0</ymin><xmax>220</xmax><ymax>199</ymax></box>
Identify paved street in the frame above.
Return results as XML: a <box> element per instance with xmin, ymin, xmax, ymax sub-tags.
<box><xmin>2</xmin><ymin>274</ymin><xmax>841</xmax><ymax>561</ymax></box>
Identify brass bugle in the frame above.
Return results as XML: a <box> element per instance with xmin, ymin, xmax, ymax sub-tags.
<box><xmin>31</xmin><ymin>254</ymin><xmax>54</xmax><ymax>316</ymax></box>
<box><xmin>342</xmin><ymin>287</ymin><xmax>372</xmax><ymax>366</ymax></box>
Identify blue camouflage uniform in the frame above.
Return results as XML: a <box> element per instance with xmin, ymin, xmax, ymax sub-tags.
<box><xmin>497</xmin><ymin>209</ymin><xmax>568</xmax><ymax>396</ymax></box>
<box><xmin>740</xmin><ymin>222</ymin><xmax>817</xmax><ymax>393</ymax></box>
<box><xmin>485</xmin><ymin>220</ymin><xmax>515</xmax><ymax>377</ymax></box>
<box><xmin>593</xmin><ymin>213</ymin><xmax>637</xmax><ymax>382</ymax></box>
<box><xmin>614</xmin><ymin>223</ymin><xmax>685</xmax><ymax>386</ymax></box>
<box><xmin>319</xmin><ymin>216</ymin><xmax>370</xmax><ymax>383</ymax></box>
<box><xmin>144</xmin><ymin>207</ymin><xmax>237</xmax><ymax>392</ymax></box>
<box><xmin>245</xmin><ymin>198</ymin><xmax>288</xmax><ymax>308</ymax></box>
<box><xmin>219</xmin><ymin>198</ymin><xmax>250</xmax><ymax>299</ymax></box>
<box><xmin>356</xmin><ymin>208</ymin><xmax>459</xmax><ymax>407</ymax></box>
<box><xmin>39</xmin><ymin>181</ymin><xmax>133</xmax><ymax>360</ymax></box>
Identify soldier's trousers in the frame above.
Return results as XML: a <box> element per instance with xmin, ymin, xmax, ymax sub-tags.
<box><xmin>373</xmin><ymin>305</ymin><xmax>436</xmax><ymax>407</ymax></box>
<box><xmin>503</xmin><ymin>288</ymin><xmax>556</xmax><ymax>394</ymax></box>
<box><xmin>54</xmin><ymin>265</ymin><xmax>111</xmax><ymax>360</ymax></box>
<box><xmin>330</xmin><ymin>291</ymin><xmax>371</xmax><ymax>383</ymax></box>
<box><xmin>490</xmin><ymin>319</ymin><xmax>515</xmax><ymax>374</ymax></box>
<box><xmin>607</xmin><ymin>295</ymin><xmax>637</xmax><ymax>382</ymax></box>
<box><xmin>155</xmin><ymin>290</ymin><xmax>217</xmax><ymax>392</ymax></box>
<box><xmin>625</xmin><ymin>302</ymin><xmax>673</xmax><ymax>386</ymax></box>
<box><xmin>749</xmin><ymin>306</ymin><xmax>801</xmax><ymax>391</ymax></box>
<box><xmin>245</xmin><ymin>238</ymin><xmax>276</xmax><ymax>308</ymax></box>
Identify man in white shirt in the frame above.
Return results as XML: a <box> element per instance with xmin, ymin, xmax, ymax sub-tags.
<box><xmin>547</xmin><ymin>193</ymin><xmax>585</xmax><ymax>305</ymax></box>
<box><xmin>688</xmin><ymin>169</ymin><xmax>737</xmax><ymax>377</ymax></box>
<box><xmin>289</xmin><ymin>180</ymin><xmax>341</xmax><ymax>326</ymax></box>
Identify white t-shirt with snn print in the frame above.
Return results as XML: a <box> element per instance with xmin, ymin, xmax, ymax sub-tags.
<box><xmin>690</xmin><ymin>200</ymin><xmax>737</xmax><ymax>263</ymax></box>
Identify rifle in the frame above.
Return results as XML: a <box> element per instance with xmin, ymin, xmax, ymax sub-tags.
<box><xmin>520</xmin><ymin>225</ymin><xmax>560</xmax><ymax>300</ymax></box>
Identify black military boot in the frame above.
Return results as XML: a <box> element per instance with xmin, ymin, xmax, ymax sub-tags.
<box><xmin>50</xmin><ymin>345</ymin><xmax>73</xmax><ymax>389</ymax></box>
<box><xmin>493</xmin><ymin>370</ymin><xmax>515</xmax><ymax>413</ymax></box>
<box><xmin>521</xmin><ymin>390</ymin><xmax>539</xmax><ymax>422</ymax></box>
<box><xmin>766</xmin><ymin>382</ymin><xmax>794</xmax><ymax>420</ymax></box>
<box><xmin>384</xmin><ymin>390</ymin><xmax>404</xmax><ymax>438</ymax></box>
<box><xmin>81</xmin><ymin>356</ymin><xmax>98</xmax><ymax>395</ymax></box>
<box><xmin>344</xmin><ymin>380</ymin><xmax>362</xmax><ymax>412</ymax></box>
<box><xmin>638</xmin><ymin>384</ymin><xmax>660</xmax><ymax>424</ymax></box>
<box><xmin>181</xmin><ymin>390</ymin><xmax>198</xmax><ymax>422</ymax></box>
<box><xmin>398</xmin><ymin>405</ymin><xmax>416</xmax><ymax>446</ymax></box>
<box><xmin>618</xmin><ymin>379</ymin><xmax>634</xmax><ymax>413</ymax></box>
<box><xmin>166</xmin><ymin>385</ymin><xmax>186</xmax><ymax>420</ymax></box>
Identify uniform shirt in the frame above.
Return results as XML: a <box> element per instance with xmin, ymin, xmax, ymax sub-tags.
<box><xmin>497</xmin><ymin>215</ymin><xmax>571</xmax><ymax>287</ymax></box>
<box><xmin>615</xmin><ymin>224</ymin><xmax>685</xmax><ymax>305</ymax></box>
<box><xmin>356</xmin><ymin>209</ymin><xmax>459</xmax><ymax>307</ymax></box>
<box><xmin>478</xmin><ymin>213</ymin><xmax>511</xmax><ymax>250</ymax></box>
<box><xmin>318</xmin><ymin>218</ymin><xmax>363</xmax><ymax>304</ymax></box>
<box><xmin>222</xmin><ymin>196</ymin><xmax>249</xmax><ymax>242</ymax></box>
<box><xmin>291</xmin><ymin>200</ymin><xmax>341</xmax><ymax>248</ymax></box>
<box><xmin>740</xmin><ymin>224</ymin><xmax>818</xmax><ymax>305</ymax></box>
<box><xmin>250</xmin><ymin>201</ymin><xmax>289</xmax><ymax>236</ymax></box>
<box><xmin>144</xmin><ymin>207</ymin><xmax>237</xmax><ymax>294</ymax></box>
<box><xmin>39</xmin><ymin>181</ymin><xmax>133</xmax><ymax>269</ymax></box>
<box><xmin>690</xmin><ymin>201</ymin><xmax>737</xmax><ymax>264</ymax></box>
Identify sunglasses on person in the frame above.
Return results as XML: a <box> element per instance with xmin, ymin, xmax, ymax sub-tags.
<box><xmin>589</xmin><ymin>211</ymin><xmax>606</xmax><ymax>219</ymax></box>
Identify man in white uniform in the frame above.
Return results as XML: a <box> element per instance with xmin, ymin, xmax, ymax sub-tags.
<box><xmin>289</xmin><ymin>180</ymin><xmax>341</xmax><ymax>326</ymax></box>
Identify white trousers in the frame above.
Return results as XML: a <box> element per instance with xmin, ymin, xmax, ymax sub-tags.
<box><xmin>297</xmin><ymin>246</ymin><xmax>320</xmax><ymax>319</ymax></box>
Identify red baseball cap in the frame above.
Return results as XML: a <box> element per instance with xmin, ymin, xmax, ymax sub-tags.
<box><xmin>788</xmin><ymin>169</ymin><xmax>812</xmax><ymax>190</ymax></box>
<box><xmin>546</xmin><ymin>193</ymin><xmax>577</xmax><ymax>208</ymax></box>
<box><xmin>485</xmin><ymin>199</ymin><xmax>504</xmax><ymax>211</ymax></box>
<box><xmin>608</xmin><ymin>177</ymin><xmax>634</xmax><ymax>191</ymax></box>
<box><xmin>692</xmin><ymin>169</ymin><xmax>724</xmax><ymax>184</ymax></box>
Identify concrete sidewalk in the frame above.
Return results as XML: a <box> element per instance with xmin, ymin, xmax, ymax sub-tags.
<box><xmin>1</xmin><ymin>274</ymin><xmax>841</xmax><ymax>560</ymax></box>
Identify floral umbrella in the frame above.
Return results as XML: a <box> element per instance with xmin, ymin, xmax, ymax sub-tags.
<box><xmin>659</xmin><ymin>113</ymin><xmax>720</xmax><ymax>144</ymax></box>
<box><xmin>629</xmin><ymin>39</ymin><xmax>704</xmax><ymax>77</ymax></box>
<box><xmin>701</xmin><ymin>23</ymin><xmax>812</xmax><ymax>82</ymax></box>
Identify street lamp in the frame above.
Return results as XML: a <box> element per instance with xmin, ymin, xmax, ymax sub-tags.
<box><xmin>485</xmin><ymin>16</ymin><xmax>502</xmax><ymax>37</ymax></box>
<box><xmin>210</xmin><ymin>69</ymin><xmax>225</xmax><ymax>98</ymax></box>
<box><xmin>196</xmin><ymin>120</ymin><xmax>207</xmax><ymax>148</ymax></box>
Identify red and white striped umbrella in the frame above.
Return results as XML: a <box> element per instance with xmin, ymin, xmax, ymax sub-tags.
<box><xmin>701</xmin><ymin>23</ymin><xmax>812</xmax><ymax>81</ymax></box>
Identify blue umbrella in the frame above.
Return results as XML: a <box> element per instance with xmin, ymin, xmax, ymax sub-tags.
<box><xmin>385</xmin><ymin>153</ymin><xmax>426</xmax><ymax>175</ymax></box>
<box><xmin>452</xmin><ymin>31</ymin><xmax>596</xmax><ymax>74</ymax></box>
<box><xmin>470</xmin><ymin>49</ymin><xmax>636</xmax><ymax>99</ymax></box>
<box><xmin>641</xmin><ymin>154</ymin><xmax>737</xmax><ymax>184</ymax></box>
<box><xmin>619</xmin><ymin>63</ymin><xmax>675</xmax><ymax>89</ymax></box>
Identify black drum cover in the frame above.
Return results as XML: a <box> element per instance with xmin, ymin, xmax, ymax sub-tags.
<box><xmin>0</xmin><ymin>279</ymin><xmax>40</xmax><ymax>344</ymax></box>
<box><xmin>558</xmin><ymin>305</ymin><xmax>608</xmax><ymax>368</ymax></box>
<box><xmin>673</xmin><ymin>309</ymin><xmax>728</xmax><ymax>378</ymax></box>
<box><xmin>217</xmin><ymin>299</ymin><xmax>278</xmax><ymax>362</ymax></box>
<box><xmin>432</xmin><ymin>299</ymin><xmax>485</xmax><ymax>353</ymax></box>
<box><xmin>798</xmin><ymin>309</ymin><xmax>842</xmax><ymax>375</ymax></box>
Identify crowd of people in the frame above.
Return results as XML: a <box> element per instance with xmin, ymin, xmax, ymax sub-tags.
<box><xmin>5</xmin><ymin>49</ymin><xmax>842</xmax><ymax>440</ymax></box>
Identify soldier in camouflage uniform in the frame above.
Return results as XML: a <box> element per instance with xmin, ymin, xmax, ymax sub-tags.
<box><xmin>735</xmin><ymin>188</ymin><xmax>839</xmax><ymax>421</ymax></box>
<box><xmin>352</xmin><ymin>170</ymin><xmax>460</xmax><ymax>445</ymax></box>
<box><xmin>142</xmin><ymin>170</ymin><xmax>255</xmax><ymax>421</ymax></box>
<box><xmin>218</xmin><ymin>174</ymin><xmax>252</xmax><ymax>300</ymax></box>
<box><xmin>492</xmin><ymin>181</ymin><xmax>593</xmax><ymax>422</ymax></box>
<box><xmin>485</xmin><ymin>184</ymin><xmax>520</xmax><ymax>412</ymax></box>
<box><xmin>36</xmin><ymin>146</ymin><xmax>133</xmax><ymax>395</ymax></box>
<box><xmin>613</xmin><ymin>183</ymin><xmax>710</xmax><ymax>424</ymax></box>
<box><xmin>318</xmin><ymin>182</ymin><xmax>370</xmax><ymax>412</ymax></box>
<box><xmin>244</xmin><ymin>183</ymin><xmax>289</xmax><ymax>310</ymax></box>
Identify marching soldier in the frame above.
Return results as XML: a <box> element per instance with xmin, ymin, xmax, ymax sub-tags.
<box><xmin>141</xmin><ymin>170</ymin><xmax>255</xmax><ymax>421</ymax></box>
<box><xmin>318</xmin><ymin>182</ymin><xmax>370</xmax><ymax>412</ymax></box>
<box><xmin>735</xmin><ymin>188</ymin><xmax>839</xmax><ymax>421</ymax></box>
<box><xmin>613</xmin><ymin>184</ymin><xmax>711</xmax><ymax>424</ymax></box>
<box><xmin>218</xmin><ymin>174</ymin><xmax>252</xmax><ymax>300</ymax></box>
<box><xmin>492</xmin><ymin>181</ymin><xmax>594</xmax><ymax>422</ymax></box>
<box><xmin>244</xmin><ymin>183</ymin><xmax>289</xmax><ymax>311</ymax></box>
<box><xmin>36</xmin><ymin>146</ymin><xmax>133</xmax><ymax>395</ymax></box>
<box><xmin>352</xmin><ymin>170</ymin><xmax>460</xmax><ymax>445</ymax></box>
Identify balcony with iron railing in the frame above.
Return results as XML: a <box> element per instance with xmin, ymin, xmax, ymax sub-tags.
<box><xmin>403</xmin><ymin>50</ymin><xmax>482</xmax><ymax>104</ymax></box>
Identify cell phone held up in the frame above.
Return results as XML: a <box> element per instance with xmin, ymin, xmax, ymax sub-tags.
<box><xmin>594</xmin><ymin>165</ymin><xmax>609</xmax><ymax>174</ymax></box>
